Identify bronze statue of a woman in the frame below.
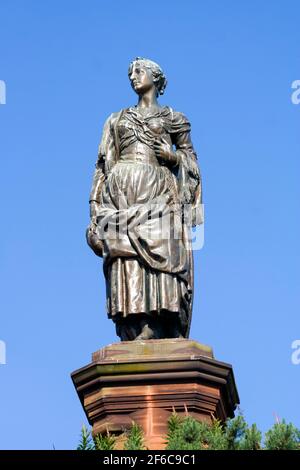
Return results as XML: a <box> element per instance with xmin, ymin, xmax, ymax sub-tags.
<box><xmin>87</xmin><ymin>57</ymin><xmax>202</xmax><ymax>341</ymax></box>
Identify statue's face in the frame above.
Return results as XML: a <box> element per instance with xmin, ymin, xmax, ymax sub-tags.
<box><xmin>129</xmin><ymin>63</ymin><xmax>155</xmax><ymax>95</ymax></box>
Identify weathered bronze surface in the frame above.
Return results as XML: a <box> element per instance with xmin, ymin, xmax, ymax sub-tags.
<box><xmin>87</xmin><ymin>58</ymin><xmax>202</xmax><ymax>341</ymax></box>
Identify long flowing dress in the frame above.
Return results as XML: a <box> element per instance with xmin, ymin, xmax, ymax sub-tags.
<box><xmin>89</xmin><ymin>106</ymin><xmax>202</xmax><ymax>338</ymax></box>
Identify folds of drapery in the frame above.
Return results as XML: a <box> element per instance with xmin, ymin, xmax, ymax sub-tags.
<box><xmin>87</xmin><ymin>107</ymin><xmax>203</xmax><ymax>336</ymax></box>
<box><xmin>89</xmin><ymin>107</ymin><xmax>203</xmax><ymax>228</ymax></box>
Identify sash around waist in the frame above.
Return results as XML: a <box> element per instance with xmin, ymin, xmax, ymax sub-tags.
<box><xmin>118</xmin><ymin>153</ymin><xmax>160</xmax><ymax>166</ymax></box>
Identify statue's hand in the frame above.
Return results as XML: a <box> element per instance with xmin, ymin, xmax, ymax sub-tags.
<box><xmin>154</xmin><ymin>137</ymin><xmax>179</xmax><ymax>166</ymax></box>
<box><xmin>86</xmin><ymin>218</ymin><xmax>103</xmax><ymax>257</ymax></box>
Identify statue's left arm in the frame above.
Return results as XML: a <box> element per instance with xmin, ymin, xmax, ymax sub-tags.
<box><xmin>170</xmin><ymin>110</ymin><xmax>203</xmax><ymax>226</ymax></box>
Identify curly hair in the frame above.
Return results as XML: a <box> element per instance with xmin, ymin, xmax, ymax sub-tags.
<box><xmin>128</xmin><ymin>57</ymin><xmax>167</xmax><ymax>97</ymax></box>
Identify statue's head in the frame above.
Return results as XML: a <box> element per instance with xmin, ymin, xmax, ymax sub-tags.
<box><xmin>128</xmin><ymin>57</ymin><xmax>167</xmax><ymax>97</ymax></box>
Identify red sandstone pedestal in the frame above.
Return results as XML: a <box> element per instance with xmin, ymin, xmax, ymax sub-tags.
<box><xmin>71</xmin><ymin>339</ymin><xmax>239</xmax><ymax>450</ymax></box>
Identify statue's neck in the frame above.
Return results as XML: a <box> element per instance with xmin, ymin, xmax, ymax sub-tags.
<box><xmin>137</xmin><ymin>89</ymin><xmax>158</xmax><ymax>109</ymax></box>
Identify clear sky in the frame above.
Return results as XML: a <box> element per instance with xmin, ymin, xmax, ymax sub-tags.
<box><xmin>0</xmin><ymin>0</ymin><xmax>299</xmax><ymax>449</ymax></box>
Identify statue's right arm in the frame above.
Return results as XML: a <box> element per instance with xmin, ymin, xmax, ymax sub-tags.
<box><xmin>87</xmin><ymin>113</ymin><xmax>118</xmax><ymax>256</ymax></box>
<box><xmin>89</xmin><ymin>113</ymin><xmax>117</xmax><ymax>210</ymax></box>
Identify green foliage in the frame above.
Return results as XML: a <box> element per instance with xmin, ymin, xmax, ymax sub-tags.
<box><xmin>205</xmin><ymin>419</ymin><xmax>228</xmax><ymax>450</ymax></box>
<box><xmin>166</xmin><ymin>416</ymin><xmax>203</xmax><ymax>450</ymax></box>
<box><xmin>225</xmin><ymin>414</ymin><xmax>248</xmax><ymax>449</ymax></box>
<box><xmin>166</xmin><ymin>415</ymin><xmax>228</xmax><ymax>450</ymax></box>
<box><xmin>165</xmin><ymin>411</ymin><xmax>183</xmax><ymax>448</ymax></box>
<box><xmin>94</xmin><ymin>431</ymin><xmax>116</xmax><ymax>450</ymax></box>
<box><xmin>239</xmin><ymin>424</ymin><xmax>262</xmax><ymax>450</ymax></box>
<box><xmin>265</xmin><ymin>421</ymin><xmax>300</xmax><ymax>450</ymax></box>
<box><xmin>77</xmin><ymin>425</ymin><xmax>94</xmax><ymax>450</ymax></box>
<box><xmin>124</xmin><ymin>423</ymin><xmax>145</xmax><ymax>450</ymax></box>
<box><xmin>167</xmin><ymin>413</ymin><xmax>263</xmax><ymax>450</ymax></box>
<box><xmin>224</xmin><ymin>415</ymin><xmax>262</xmax><ymax>450</ymax></box>
<box><xmin>77</xmin><ymin>415</ymin><xmax>300</xmax><ymax>451</ymax></box>
<box><xmin>77</xmin><ymin>424</ymin><xmax>116</xmax><ymax>450</ymax></box>
<box><xmin>167</xmin><ymin>410</ymin><xmax>183</xmax><ymax>435</ymax></box>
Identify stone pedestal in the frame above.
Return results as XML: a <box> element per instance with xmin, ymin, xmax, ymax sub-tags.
<box><xmin>71</xmin><ymin>339</ymin><xmax>239</xmax><ymax>450</ymax></box>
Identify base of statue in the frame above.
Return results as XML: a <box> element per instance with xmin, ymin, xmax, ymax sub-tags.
<box><xmin>71</xmin><ymin>339</ymin><xmax>239</xmax><ymax>450</ymax></box>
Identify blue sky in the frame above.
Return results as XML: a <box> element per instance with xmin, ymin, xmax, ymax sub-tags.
<box><xmin>0</xmin><ymin>0</ymin><xmax>299</xmax><ymax>449</ymax></box>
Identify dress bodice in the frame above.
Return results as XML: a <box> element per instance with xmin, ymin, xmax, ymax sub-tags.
<box><xmin>117</xmin><ymin>106</ymin><xmax>174</xmax><ymax>154</ymax></box>
<box><xmin>90</xmin><ymin>104</ymin><xmax>201</xmax><ymax>227</ymax></box>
